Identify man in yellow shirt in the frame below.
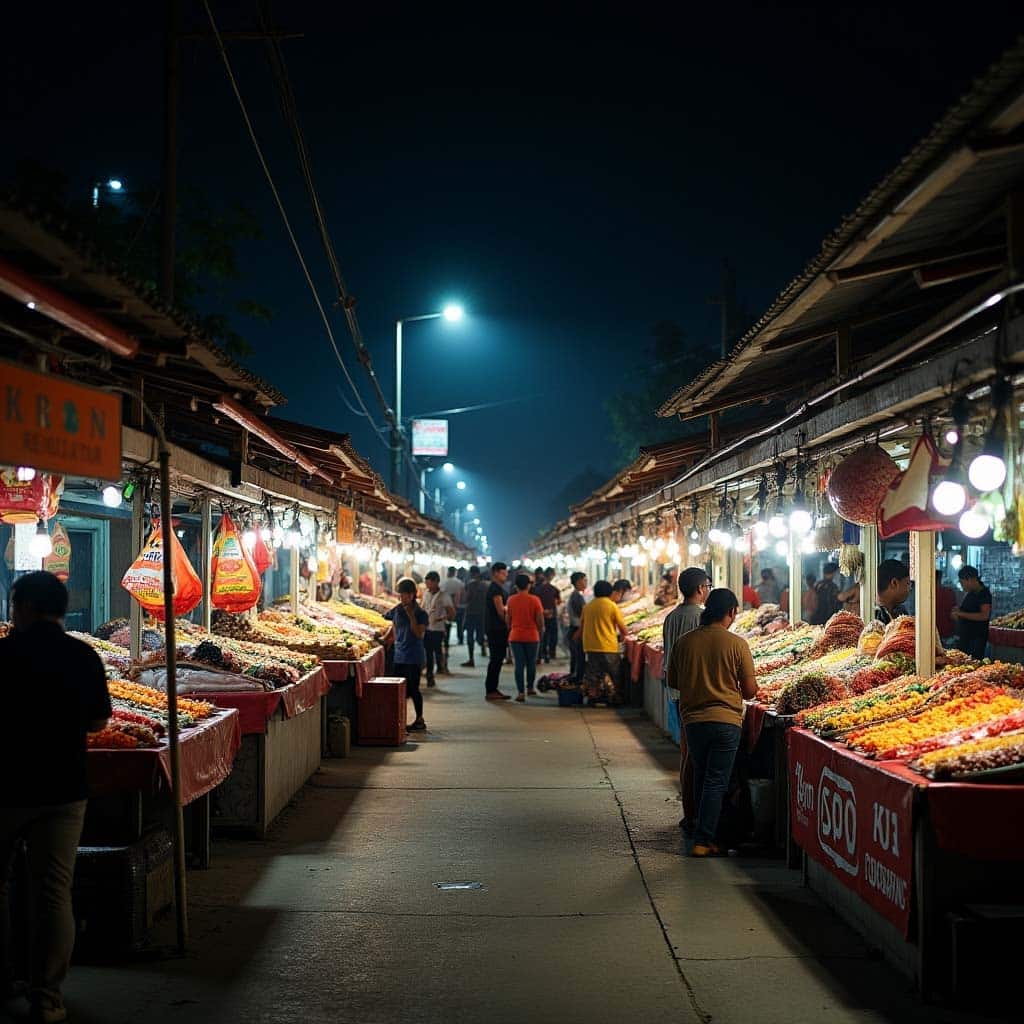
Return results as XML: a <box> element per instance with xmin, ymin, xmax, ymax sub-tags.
<box><xmin>576</xmin><ymin>580</ymin><xmax>628</xmax><ymax>704</ymax></box>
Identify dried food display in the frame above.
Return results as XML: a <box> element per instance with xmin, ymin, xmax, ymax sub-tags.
<box><xmin>912</xmin><ymin>733</ymin><xmax>1024</xmax><ymax>778</ymax></box>
<box><xmin>809</xmin><ymin>611</ymin><xmax>864</xmax><ymax>657</ymax></box>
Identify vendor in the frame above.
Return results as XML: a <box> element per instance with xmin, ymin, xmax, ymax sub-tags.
<box><xmin>874</xmin><ymin>559</ymin><xmax>911</xmax><ymax>625</ymax></box>
<box><xmin>654</xmin><ymin>568</ymin><xmax>678</xmax><ymax>606</ymax></box>
<box><xmin>611</xmin><ymin>579</ymin><xmax>633</xmax><ymax>604</ymax></box>
<box><xmin>951</xmin><ymin>566</ymin><xmax>991</xmax><ymax>660</ymax></box>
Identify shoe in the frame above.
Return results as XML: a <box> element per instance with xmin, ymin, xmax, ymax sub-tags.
<box><xmin>426</xmin><ymin>677</ymin><xmax>436</xmax><ymax>688</ymax></box>
<box><xmin>407</xmin><ymin>720</ymin><xmax>427</xmax><ymax>732</ymax></box>
<box><xmin>527</xmin><ymin>688</ymin><xmax>537</xmax><ymax>696</ymax></box>
<box><xmin>495</xmin><ymin>691</ymin><xmax>511</xmax><ymax>700</ymax></box>
<box><xmin>29</xmin><ymin>1003</ymin><xmax>68</xmax><ymax>1024</ymax></box>
<box><xmin>690</xmin><ymin>844</ymin><xmax>721</xmax><ymax>858</ymax></box>
<box><xmin>514</xmin><ymin>694</ymin><xmax>525</xmax><ymax>702</ymax></box>
<box><xmin>485</xmin><ymin>692</ymin><xmax>505</xmax><ymax>701</ymax></box>
<box><xmin>461</xmin><ymin>660</ymin><xmax>475</xmax><ymax>668</ymax></box>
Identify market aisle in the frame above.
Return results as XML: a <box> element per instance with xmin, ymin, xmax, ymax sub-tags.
<box><xmin>51</xmin><ymin>654</ymin><xmax>998</xmax><ymax>1024</ymax></box>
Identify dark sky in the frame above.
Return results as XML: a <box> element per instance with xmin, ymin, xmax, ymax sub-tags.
<box><xmin>3</xmin><ymin>3</ymin><xmax>1021</xmax><ymax>556</ymax></box>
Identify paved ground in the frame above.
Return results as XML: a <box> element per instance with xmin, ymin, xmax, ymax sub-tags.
<box><xmin>4</xmin><ymin>648</ymin><xmax>1010</xmax><ymax>1023</ymax></box>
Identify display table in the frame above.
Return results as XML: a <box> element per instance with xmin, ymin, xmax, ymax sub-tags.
<box><xmin>787</xmin><ymin>727</ymin><xmax>1024</xmax><ymax>997</ymax></box>
<box><xmin>184</xmin><ymin>668</ymin><xmax>331</xmax><ymax>838</ymax></box>
<box><xmin>624</xmin><ymin>637</ymin><xmax>646</xmax><ymax>684</ymax></box>
<box><xmin>988</xmin><ymin>626</ymin><xmax>1024</xmax><ymax>665</ymax></box>
<box><xmin>322</xmin><ymin>644</ymin><xmax>386</xmax><ymax>695</ymax></box>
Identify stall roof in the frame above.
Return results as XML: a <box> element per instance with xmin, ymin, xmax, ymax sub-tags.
<box><xmin>658</xmin><ymin>36</ymin><xmax>1024</xmax><ymax>422</ymax></box>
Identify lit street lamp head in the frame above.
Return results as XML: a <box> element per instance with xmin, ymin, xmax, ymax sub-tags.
<box><xmin>442</xmin><ymin>462</ymin><xmax>454</xmax><ymax>473</ymax></box>
<box><xmin>442</xmin><ymin>303</ymin><xmax>464</xmax><ymax>322</ymax></box>
<box><xmin>456</xmin><ymin>480</ymin><xmax>467</xmax><ymax>490</ymax></box>
<box><xmin>107</xmin><ymin>178</ymin><xmax>124</xmax><ymax>191</ymax></box>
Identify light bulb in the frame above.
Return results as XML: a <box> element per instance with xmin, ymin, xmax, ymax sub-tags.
<box><xmin>768</xmin><ymin>514</ymin><xmax>787</xmax><ymax>539</ymax></box>
<box><xmin>754</xmin><ymin>537</ymin><xmax>768</xmax><ymax>552</ymax></box>
<box><xmin>242</xmin><ymin>529</ymin><xmax>257</xmax><ymax>549</ymax></box>
<box><xmin>753</xmin><ymin>520</ymin><xmax>769</xmax><ymax>538</ymax></box>
<box><xmin>967</xmin><ymin>454</ymin><xmax>1006</xmax><ymax>493</ymax></box>
<box><xmin>101</xmin><ymin>485</ymin><xmax>122</xmax><ymax>508</ymax></box>
<box><xmin>708</xmin><ymin>528</ymin><xmax>721</xmax><ymax>544</ymax></box>
<box><xmin>801</xmin><ymin>534</ymin><xmax>817</xmax><ymax>554</ymax></box>
<box><xmin>774</xmin><ymin>540</ymin><xmax>789</xmax><ymax>557</ymax></box>
<box><xmin>689</xmin><ymin>528</ymin><xmax>699</xmax><ymax>541</ymax></box>
<box><xmin>944</xmin><ymin>428</ymin><xmax>959</xmax><ymax>446</ymax></box>
<box><xmin>30</xmin><ymin>520</ymin><xmax>52</xmax><ymax>559</ymax></box>
<box><xmin>688</xmin><ymin>541</ymin><xmax>702</xmax><ymax>557</ymax></box>
<box><xmin>733</xmin><ymin>535</ymin><xmax>747</xmax><ymax>552</ymax></box>
<box><xmin>16</xmin><ymin>466</ymin><xmax>37</xmax><ymax>483</ymax></box>
<box><xmin>950</xmin><ymin>553</ymin><xmax>963</xmax><ymax>570</ymax></box>
<box><xmin>260</xmin><ymin>525</ymin><xmax>272</xmax><ymax>542</ymax></box>
<box><xmin>931</xmin><ymin>479</ymin><xmax>967</xmax><ymax>517</ymax></box>
<box><xmin>958</xmin><ymin>507</ymin><xmax>990</xmax><ymax>539</ymax></box>
<box><xmin>789</xmin><ymin>508</ymin><xmax>813</xmax><ymax>535</ymax></box>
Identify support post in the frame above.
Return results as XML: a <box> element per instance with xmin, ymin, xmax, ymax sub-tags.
<box><xmin>912</xmin><ymin>531</ymin><xmax>936</xmax><ymax>679</ymax></box>
<box><xmin>200</xmin><ymin>496</ymin><xmax>212</xmax><ymax>632</ymax></box>
<box><xmin>727</xmin><ymin>548</ymin><xmax>744</xmax><ymax>601</ymax></box>
<box><xmin>789</xmin><ymin>526</ymin><xmax>802</xmax><ymax>625</ymax></box>
<box><xmin>129</xmin><ymin>489</ymin><xmax>144</xmax><ymax>661</ymax></box>
<box><xmin>391</xmin><ymin>320</ymin><xmax>403</xmax><ymax>493</ymax></box>
<box><xmin>290</xmin><ymin>543</ymin><xmax>299</xmax><ymax>613</ymax></box>
<box><xmin>860</xmin><ymin>524</ymin><xmax>878</xmax><ymax>624</ymax></box>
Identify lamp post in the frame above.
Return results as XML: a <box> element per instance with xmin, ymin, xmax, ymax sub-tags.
<box><xmin>392</xmin><ymin>304</ymin><xmax>463</xmax><ymax>493</ymax></box>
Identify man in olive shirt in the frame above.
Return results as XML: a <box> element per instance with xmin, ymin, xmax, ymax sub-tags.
<box><xmin>0</xmin><ymin>572</ymin><xmax>112</xmax><ymax>1022</ymax></box>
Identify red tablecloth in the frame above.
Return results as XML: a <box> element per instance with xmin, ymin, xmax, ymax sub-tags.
<box><xmin>183</xmin><ymin>667</ymin><xmax>330</xmax><ymax>736</ymax></box>
<box><xmin>624</xmin><ymin>638</ymin><xmax>646</xmax><ymax>683</ymax></box>
<box><xmin>87</xmin><ymin>708</ymin><xmax>241</xmax><ymax>806</ymax></box>
<box><xmin>989</xmin><ymin>627</ymin><xmax>1024</xmax><ymax>648</ymax></box>
<box><xmin>322</xmin><ymin>646</ymin><xmax>386</xmax><ymax>696</ymax></box>
<box><xmin>643</xmin><ymin>644</ymin><xmax>664</xmax><ymax>681</ymax></box>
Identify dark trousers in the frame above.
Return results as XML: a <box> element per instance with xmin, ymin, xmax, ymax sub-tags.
<box><xmin>424</xmin><ymin>630</ymin><xmax>445</xmax><ymax>680</ymax></box>
<box><xmin>485</xmin><ymin>630</ymin><xmax>508</xmax><ymax>693</ymax></box>
<box><xmin>684</xmin><ymin>722</ymin><xmax>741</xmax><ymax>847</ymax></box>
<box><xmin>464</xmin><ymin>615</ymin><xmax>483</xmax><ymax>660</ymax></box>
<box><xmin>569</xmin><ymin>630</ymin><xmax>584</xmax><ymax>681</ymax></box>
<box><xmin>455</xmin><ymin>608</ymin><xmax>465</xmax><ymax>645</ymax></box>
<box><xmin>394</xmin><ymin>662</ymin><xmax>423</xmax><ymax>718</ymax></box>
<box><xmin>541</xmin><ymin>617</ymin><xmax>558</xmax><ymax>660</ymax></box>
<box><xmin>510</xmin><ymin>641</ymin><xmax>539</xmax><ymax>693</ymax></box>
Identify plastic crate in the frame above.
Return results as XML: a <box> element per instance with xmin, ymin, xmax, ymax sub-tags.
<box><xmin>558</xmin><ymin>687</ymin><xmax>583</xmax><ymax>706</ymax></box>
<box><xmin>357</xmin><ymin>676</ymin><xmax>407</xmax><ymax>745</ymax></box>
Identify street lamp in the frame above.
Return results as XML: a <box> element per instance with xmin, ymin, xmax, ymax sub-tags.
<box><xmin>466</xmin><ymin>503</ymin><xmax>476</xmax><ymax>512</ymax></box>
<box><xmin>456</xmin><ymin>480</ymin><xmax>467</xmax><ymax>491</ymax></box>
<box><xmin>392</xmin><ymin>305</ymin><xmax>465</xmax><ymax>492</ymax></box>
<box><xmin>92</xmin><ymin>177</ymin><xmax>125</xmax><ymax>208</ymax></box>
<box><xmin>442</xmin><ymin>462</ymin><xmax>454</xmax><ymax>473</ymax></box>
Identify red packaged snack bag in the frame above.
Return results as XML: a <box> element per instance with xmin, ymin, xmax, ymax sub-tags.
<box><xmin>211</xmin><ymin>513</ymin><xmax>262</xmax><ymax>612</ymax></box>
<box><xmin>122</xmin><ymin>520</ymin><xmax>202</xmax><ymax>619</ymax></box>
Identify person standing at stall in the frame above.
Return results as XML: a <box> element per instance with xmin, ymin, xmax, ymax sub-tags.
<box><xmin>951</xmin><ymin>566</ymin><xmax>992</xmax><ymax>659</ymax></box>
<box><xmin>667</xmin><ymin>587</ymin><xmax>756</xmax><ymax>857</ymax></box>
<box><xmin>384</xmin><ymin>578</ymin><xmax>429</xmax><ymax>732</ymax></box>
<box><xmin>506</xmin><ymin>573</ymin><xmax>545</xmax><ymax>701</ymax></box>
<box><xmin>532</xmin><ymin>567</ymin><xmax>561</xmax><ymax>664</ymax></box>
<box><xmin>567</xmin><ymin>571</ymin><xmax>588</xmax><ymax>682</ymax></box>
<box><xmin>875</xmin><ymin>559</ymin><xmax>912</xmax><ymax>625</ymax></box>
<box><xmin>577</xmin><ymin>580</ymin><xmax>629</xmax><ymax>704</ymax></box>
<box><xmin>484</xmin><ymin>563</ymin><xmax>511</xmax><ymax>701</ymax></box>
<box><xmin>0</xmin><ymin>571</ymin><xmax>112</xmax><ymax>1024</ymax></box>
<box><xmin>421</xmin><ymin>571</ymin><xmax>455</xmax><ymax>686</ymax></box>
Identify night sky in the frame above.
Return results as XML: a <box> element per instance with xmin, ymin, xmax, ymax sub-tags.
<box><xmin>3</xmin><ymin>4</ymin><xmax>1020</xmax><ymax>556</ymax></box>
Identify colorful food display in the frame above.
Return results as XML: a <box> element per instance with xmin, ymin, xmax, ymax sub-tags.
<box><xmin>211</xmin><ymin>609</ymin><xmax>374</xmax><ymax>660</ymax></box>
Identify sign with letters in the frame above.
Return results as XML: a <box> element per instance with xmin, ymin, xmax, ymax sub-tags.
<box><xmin>411</xmin><ymin>418</ymin><xmax>449</xmax><ymax>457</ymax></box>
<box><xmin>0</xmin><ymin>362</ymin><xmax>122</xmax><ymax>480</ymax></box>
<box><xmin>788</xmin><ymin>727</ymin><xmax>916</xmax><ymax>935</ymax></box>
<box><xmin>336</xmin><ymin>505</ymin><xmax>356</xmax><ymax>545</ymax></box>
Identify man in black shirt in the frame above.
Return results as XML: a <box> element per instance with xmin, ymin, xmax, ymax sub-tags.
<box><xmin>874</xmin><ymin>559</ymin><xmax>911</xmax><ymax>625</ymax></box>
<box><xmin>0</xmin><ymin>571</ymin><xmax>111</xmax><ymax>1023</ymax></box>
<box><xmin>952</xmin><ymin>565</ymin><xmax>993</xmax><ymax>660</ymax></box>
<box><xmin>484</xmin><ymin>563</ymin><xmax>511</xmax><ymax>700</ymax></box>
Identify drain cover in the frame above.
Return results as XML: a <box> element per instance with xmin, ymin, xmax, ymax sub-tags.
<box><xmin>434</xmin><ymin>881</ymin><xmax>486</xmax><ymax>891</ymax></box>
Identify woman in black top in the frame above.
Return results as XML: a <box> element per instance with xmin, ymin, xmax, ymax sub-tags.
<box><xmin>952</xmin><ymin>566</ymin><xmax>992</xmax><ymax>660</ymax></box>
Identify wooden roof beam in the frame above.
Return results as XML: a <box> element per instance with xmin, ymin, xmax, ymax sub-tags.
<box><xmin>829</xmin><ymin>242</ymin><xmax>1003</xmax><ymax>284</ymax></box>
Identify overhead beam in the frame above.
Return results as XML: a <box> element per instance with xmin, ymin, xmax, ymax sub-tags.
<box><xmin>829</xmin><ymin>241</ymin><xmax>1003</xmax><ymax>284</ymax></box>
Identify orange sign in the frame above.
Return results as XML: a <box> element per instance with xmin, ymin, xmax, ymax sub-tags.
<box><xmin>0</xmin><ymin>362</ymin><xmax>122</xmax><ymax>481</ymax></box>
<box><xmin>336</xmin><ymin>506</ymin><xmax>356</xmax><ymax>544</ymax></box>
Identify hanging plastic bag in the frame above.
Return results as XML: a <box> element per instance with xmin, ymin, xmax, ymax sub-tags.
<box><xmin>211</xmin><ymin>513</ymin><xmax>262</xmax><ymax>612</ymax></box>
<box><xmin>878</xmin><ymin>433</ymin><xmax>951</xmax><ymax>539</ymax></box>
<box><xmin>121</xmin><ymin>520</ymin><xmax>203</xmax><ymax>619</ymax></box>
<box><xmin>43</xmin><ymin>521</ymin><xmax>72</xmax><ymax>581</ymax></box>
<box><xmin>0</xmin><ymin>471</ymin><xmax>63</xmax><ymax>524</ymax></box>
<box><xmin>250</xmin><ymin>527</ymin><xmax>273</xmax><ymax>575</ymax></box>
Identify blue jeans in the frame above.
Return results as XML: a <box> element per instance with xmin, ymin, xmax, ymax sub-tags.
<box><xmin>683</xmin><ymin>721</ymin><xmax>741</xmax><ymax>847</ymax></box>
<box><xmin>510</xmin><ymin>641</ymin><xmax>539</xmax><ymax>694</ymax></box>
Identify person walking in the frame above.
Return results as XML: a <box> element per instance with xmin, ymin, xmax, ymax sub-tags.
<box><xmin>577</xmin><ymin>579</ymin><xmax>629</xmax><ymax>704</ymax></box>
<box><xmin>484</xmin><ymin>563</ymin><xmax>511</xmax><ymax>701</ymax></box>
<box><xmin>662</xmin><ymin>567</ymin><xmax>711</xmax><ymax>834</ymax></box>
<box><xmin>461</xmin><ymin>566</ymin><xmax>488</xmax><ymax>667</ymax></box>
<box><xmin>952</xmin><ymin>566</ymin><xmax>992</xmax><ymax>659</ymax></box>
<box><xmin>506</xmin><ymin>573</ymin><xmax>545</xmax><ymax>701</ymax></box>
<box><xmin>0</xmin><ymin>571</ymin><xmax>112</xmax><ymax>1024</ymax></box>
<box><xmin>383</xmin><ymin>578</ymin><xmax>429</xmax><ymax>731</ymax></box>
<box><xmin>668</xmin><ymin>588</ymin><xmax>757</xmax><ymax>857</ymax></box>
<box><xmin>531</xmin><ymin>567</ymin><xmax>561</xmax><ymax>664</ymax></box>
<box><xmin>421</xmin><ymin>571</ymin><xmax>455</xmax><ymax>686</ymax></box>
<box><xmin>567</xmin><ymin>571</ymin><xmax>588</xmax><ymax>682</ymax></box>
<box><xmin>440</xmin><ymin>566</ymin><xmax>465</xmax><ymax>661</ymax></box>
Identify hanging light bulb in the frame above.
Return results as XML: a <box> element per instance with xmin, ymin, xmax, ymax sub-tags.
<box><xmin>789</xmin><ymin>508</ymin><xmax>813</xmax><ymax>535</ymax></box>
<box><xmin>708</xmin><ymin>527</ymin><xmax>721</xmax><ymax>545</ymax></box>
<box><xmin>753</xmin><ymin>520</ymin><xmax>769</xmax><ymax>539</ymax></box>
<box><xmin>944</xmin><ymin>428</ymin><xmax>959</xmax><ymax>446</ymax></box>
<box><xmin>689</xmin><ymin>528</ymin><xmax>700</xmax><ymax>541</ymax></box>
<box><xmin>242</xmin><ymin>524</ymin><xmax>257</xmax><ymax>550</ymax></box>
<box><xmin>968</xmin><ymin>452</ymin><xmax>1007</xmax><ymax>493</ymax></box>
<box><xmin>768</xmin><ymin>514</ymin><xmax>787</xmax><ymax>539</ymax></box>
<box><xmin>958</xmin><ymin>507</ymin><xmax>990</xmax><ymax>539</ymax></box>
<box><xmin>967</xmin><ymin>377</ymin><xmax>1010</xmax><ymax>493</ymax></box>
<box><xmin>101</xmin><ymin>485</ymin><xmax>122</xmax><ymax>508</ymax></box>
<box><xmin>931</xmin><ymin>395</ymin><xmax>970</xmax><ymax>515</ymax></box>
<box><xmin>16</xmin><ymin>466</ymin><xmax>37</xmax><ymax>483</ymax></box>
<box><xmin>774</xmin><ymin>539</ymin><xmax>789</xmax><ymax>558</ymax></box>
<box><xmin>30</xmin><ymin>518</ymin><xmax>52</xmax><ymax>559</ymax></box>
<box><xmin>260</xmin><ymin>523</ymin><xmax>272</xmax><ymax>543</ymax></box>
<box><xmin>732</xmin><ymin>535</ymin><xmax>747</xmax><ymax>553</ymax></box>
<box><xmin>754</xmin><ymin>536</ymin><xmax>768</xmax><ymax>552</ymax></box>
<box><xmin>285</xmin><ymin>510</ymin><xmax>302</xmax><ymax>549</ymax></box>
<box><xmin>688</xmin><ymin>541</ymin><xmax>702</xmax><ymax>557</ymax></box>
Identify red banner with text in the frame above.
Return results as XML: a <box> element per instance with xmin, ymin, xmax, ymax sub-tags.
<box><xmin>788</xmin><ymin>728</ymin><xmax>917</xmax><ymax>936</ymax></box>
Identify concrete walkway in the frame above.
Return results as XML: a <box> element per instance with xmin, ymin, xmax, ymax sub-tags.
<box><xmin>12</xmin><ymin>654</ymin><xmax>1006</xmax><ymax>1023</ymax></box>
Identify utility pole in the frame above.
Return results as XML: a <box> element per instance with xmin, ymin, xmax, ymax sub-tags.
<box><xmin>708</xmin><ymin>259</ymin><xmax>738</xmax><ymax>358</ymax></box>
<box><xmin>160</xmin><ymin>0</ymin><xmax>180</xmax><ymax>303</ymax></box>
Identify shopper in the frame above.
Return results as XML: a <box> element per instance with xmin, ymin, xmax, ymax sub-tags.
<box><xmin>935</xmin><ymin>570</ymin><xmax>957</xmax><ymax>643</ymax></box>
<box><xmin>952</xmin><ymin>566</ymin><xmax>992</xmax><ymax>659</ymax></box>
<box><xmin>441</xmin><ymin>566</ymin><xmax>465</xmax><ymax>656</ymax></box>
<box><xmin>662</xmin><ymin>567</ymin><xmax>711</xmax><ymax>833</ymax></box>
<box><xmin>755</xmin><ymin>568</ymin><xmax>780</xmax><ymax>605</ymax></box>
<box><xmin>384</xmin><ymin>578</ymin><xmax>429</xmax><ymax>732</ymax></box>
<box><xmin>611</xmin><ymin>579</ymin><xmax>633</xmax><ymax>603</ymax></box>
<box><xmin>875</xmin><ymin>559</ymin><xmax>912</xmax><ymax>624</ymax></box>
<box><xmin>484</xmin><ymin>563</ymin><xmax>511</xmax><ymax>700</ymax></box>
<box><xmin>420</xmin><ymin>572</ymin><xmax>455</xmax><ymax>686</ymax></box>
<box><xmin>567</xmin><ymin>571</ymin><xmax>588</xmax><ymax>682</ymax></box>
<box><xmin>0</xmin><ymin>571</ymin><xmax>112</xmax><ymax>1024</ymax></box>
<box><xmin>801</xmin><ymin>573</ymin><xmax>818</xmax><ymax>622</ymax></box>
<box><xmin>577</xmin><ymin>580</ymin><xmax>628</xmax><ymax>704</ymax></box>
<box><xmin>667</xmin><ymin>588</ymin><xmax>756</xmax><ymax>857</ymax></box>
<box><xmin>654</xmin><ymin>567</ymin><xmax>678</xmax><ymax>606</ymax></box>
<box><xmin>810</xmin><ymin>562</ymin><xmax>841</xmax><ymax>624</ymax></box>
<box><xmin>532</xmin><ymin>567</ymin><xmax>561</xmax><ymax>664</ymax></box>
<box><xmin>506</xmin><ymin>573</ymin><xmax>545</xmax><ymax>701</ymax></box>
<box><xmin>461</xmin><ymin>566</ymin><xmax>488</xmax><ymax>667</ymax></box>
